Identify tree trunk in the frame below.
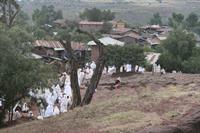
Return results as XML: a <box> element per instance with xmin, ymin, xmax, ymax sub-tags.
<box><xmin>61</xmin><ymin>37</ymin><xmax>81</xmax><ymax>107</ymax></box>
<box><xmin>79</xmin><ymin>30</ymin><xmax>106</xmax><ymax>106</ymax></box>
<box><xmin>116</xmin><ymin>66</ymin><xmax>120</xmax><ymax>73</ymax></box>
<box><xmin>70</xmin><ymin>60</ymin><xmax>81</xmax><ymax>107</ymax></box>
<box><xmin>131</xmin><ymin>64</ymin><xmax>135</xmax><ymax>72</ymax></box>
<box><xmin>81</xmin><ymin>55</ymin><xmax>105</xmax><ymax>105</ymax></box>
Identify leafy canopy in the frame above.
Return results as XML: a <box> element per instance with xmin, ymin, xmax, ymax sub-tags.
<box><xmin>150</xmin><ymin>12</ymin><xmax>162</xmax><ymax>25</ymax></box>
<box><xmin>32</xmin><ymin>5</ymin><xmax>63</xmax><ymax>26</ymax></box>
<box><xmin>106</xmin><ymin>44</ymin><xmax>145</xmax><ymax>71</ymax></box>
<box><xmin>80</xmin><ymin>8</ymin><xmax>115</xmax><ymax>22</ymax></box>
<box><xmin>0</xmin><ymin>23</ymin><xmax>56</xmax><ymax>125</ymax></box>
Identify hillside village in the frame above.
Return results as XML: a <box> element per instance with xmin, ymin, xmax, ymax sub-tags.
<box><xmin>32</xmin><ymin>19</ymin><xmax>172</xmax><ymax>64</ymax></box>
<box><xmin>2</xmin><ymin>1</ymin><xmax>200</xmax><ymax>133</ymax></box>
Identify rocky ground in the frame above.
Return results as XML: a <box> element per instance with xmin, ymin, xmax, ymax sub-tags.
<box><xmin>1</xmin><ymin>72</ymin><xmax>200</xmax><ymax>133</ymax></box>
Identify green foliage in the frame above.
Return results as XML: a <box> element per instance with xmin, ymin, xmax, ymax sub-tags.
<box><xmin>162</xmin><ymin>29</ymin><xmax>195</xmax><ymax>60</ymax></box>
<box><xmin>14</xmin><ymin>11</ymin><xmax>30</xmax><ymax>26</ymax></box>
<box><xmin>32</xmin><ymin>5</ymin><xmax>63</xmax><ymax>26</ymax></box>
<box><xmin>150</xmin><ymin>12</ymin><xmax>162</xmax><ymax>25</ymax></box>
<box><xmin>106</xmin><ymin>45</ymin><xmax>124</xmax><ymax>70</ymax></box>
<box><xmin>0</xmin><ymin>0</ymin><xmax>20</xmax><ymax>27</ymax></box>
<box><xmin>0</xmin><ymin>23</ymin><xmax>56</xmax><ymax>126</ymax></box>
<box><xmin>185</xmin><ymin>12</ymin><xmax>199</xmax><ymax>28</ymax></box>
<box><xmin>157</xmin><ymin>52</ymin><xmax>182</xmax><ymax>72</ymax></box>
<box><xmin>168</xmin><ymin>13</ymin><xmax>184</xmax><ymax>28</ymax></box>
<box><xmin>33</xmin><ymin>28</ymin><xmax>47</xmax><ymax>39</ymax></box>
<box><xmin>79</xmin><ymin>8</ymin><xmax>115</xmax><ymax>22</ymax></box>
<box><xmin>106</xmin><ymin>44</ymin><xmax>145</xmax><ymax>71</ymax></box>
<box><xmin>157</xmin><ymin>29</ymin><xmax>198</xmax><ymax>72</ymax></box>
<box><xmin>182</xmin><ymin>56</ymin><xmax>200</xmax><ymax>73</ymax></box>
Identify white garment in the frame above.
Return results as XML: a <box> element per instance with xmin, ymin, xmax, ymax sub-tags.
<box><xmin>29</xmin><ymin>90</ymin><xmax>35</xmax><ymax>97</ymax></box>
<box><xmin>13</xmin><ymin>111</ymin><xmax>22</xmax><ymax>120</ymax></box>
<box><xmin>64</xmin><ymin>84</ymin><xmax>72</xmax><ymax>98</ymax></box>
<box><xmin>135</xmin><ymin>65</ymin><xmax>139</xmax><ymax>72</ymax></box>
<box><xmin>108</xmin><ymin>66</ymin><xmax>116</xmax><ymax>75</ymax></box>
<box><xmin>22</xmin><ymin>103</ymin><xmax>29</xmax><ymax>112</ymax></box>
<box><xmin>28</xmin><ymin>111</ymin><xmax>34</xmax><ymax>118</ymax></box>
<box><xmin>102</xmin><ymin>67</ymin><xmax>107</xmax><ymax>74</ymax></box>
<box><xmin>126</xmin><ymin>64</ymin><xmax>132</xmax><ymax>72</ymax></box>
<box><xmin>64</xmin><ymin>74</ymin><xmax>71</xmax><ymax>85</ymax></box>
<box><xmin>46</xmin><ymin>94</ymin><xmax>56</xmax><ymax>106</ymax></box>
<box><xmin>55</xmin><ymin>84</ymin><xmax>62</xmax><ymax>98</ymax></box>
<box><xmin>60</xmin><ymin>96</ymin><xmax>69</xmax><ymax>113</ymax></box>
<box><xmin>44</xmin><ymin>89</ymin><xmax>51</xmax><ymax>100</ymax></box>
<box><xmin>138</xmin><ymin>67</ymin><xmax>145</xmax><ymax>73</ymax></box>
<box><xmin>90</xmin><ymin>61</ymin><xmax>96</xmax><ymax>70</ymax></box>
<box><xmin>78</xmin><ymin>71</ymin><xmax>85</xmax><ymax>86</ymax></box>
<box><xmin>120</xmin><ymin>66</ymin><xmax>123</xmax><ymax>72</ymax></box>
<box><xmin>40</xmin><ymin>108</ymin><xmax>45</xmax><ymax>117</ymax></box>
<box><xmin>53</xmin><ymin>106</ymin><xmax>60</xmax><ymax>116</ymax></box>
<box><xmin>37</xmin><ymin>115</ymin><xmax>44</xmax><ymax>120</ymax></box>
<box><xmin>44</xmin><ymin>104</ymin><xmax>54</xmax><ymax>117</ymax></box>
<box><xmin>85</xmin><ymin>68</ymin><xmax>93</xmax><ymax>80</ymax></box>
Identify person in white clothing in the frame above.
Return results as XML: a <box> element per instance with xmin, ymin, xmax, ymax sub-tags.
<box><xmin>78</xmin><ymin>69</ymin><xmax>85</xmax><ymax>86</ymax></box>
<box><xmin>90</xmin><ymin>61</ymin><xmax>96</xmax><ymax>70</ymax></box>
<box><xmin>53</xmin><ymin>105</ymin><xmax>60</xmax><ymax>116</ymax></box>
<box><xmin>60</xmin><ymin>94</ymin><xmax>69</xmax><ymax>113</ymax></box>
<box><xmin>44</xmin><ymin>104</ymin><xmax>54</xmax><ymax>118</ymax></box>
<box><xmin>22</xmin><ymin>103</ymin><xmax>29</xmax><ymax>113</ymax></box>
<box><xmin>64</xmin><ymin>84</ymin><xmax>72</xmax><ymax>98</ymax></box>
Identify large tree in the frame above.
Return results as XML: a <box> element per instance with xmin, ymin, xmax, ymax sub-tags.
<box><xmin>0</xmin><ymin>0</ymin><xmax>20</xmax><ymax>27</ymax></box>
<box><xmin>32</xmin><ymin>5</ymin><xmax>63</xmax><ymax>26</ymax></box>
<box><xmin>14</xmin><ymin>10</ymin><xmax>29</xmax><ymax>26</ymax></box>
<box><xmin>106</xmin><ymin>44</ymin><xmax>146</xmax><ymax>72</ymax></box>
<box><xmin>150</xmin><ymin>12</ymin><xmax>162</xmax><ymax>25</ymax></box>
<box><xmin>80</xmin><ymin>8</ymin><xmax>115</xmax><ymax>22</ymax></box>
<box><xmin>0</xmin><ymin>23</ymin><xmax>55</xmax><ymax>126</ymax></box>
<box><xmin>185</xmin><ymin>12</ymin><xmax>199</xmax><ymax>28</ymax></box>
<box><xmin>58</xmin><ymin>29</ymin><xmax>106</xmax><ymax>107</ymax></box>
<box><xmin>168</xmin><ymin>13</ymin><xmax>184</xmax><ymax>28</ymax></box>
<box><xmin>157</xmin><ymin>29</ymin><xmax>196</xmax><ymax>72</ymax></box>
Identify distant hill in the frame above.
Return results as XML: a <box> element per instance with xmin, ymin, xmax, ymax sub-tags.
<box><xmin>18</xmin><ymin>0</ymin><xmax>200</xmax><ymax>25</ymax></box>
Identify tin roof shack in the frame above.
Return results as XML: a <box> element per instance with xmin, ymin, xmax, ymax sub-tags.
<box><xmin>32</xmin><ymin>40</ymin><xmax>87</xmax><ymax>65</ymax></box>
<box><xmin>79</xmin><ymin>21</ymin><xmax>104</xmax><ymax>32</ymax></box>
<box><xmin>32</xmin><ymin>40</ymin><xmax>65</xmax><ymax>62</ymax></box>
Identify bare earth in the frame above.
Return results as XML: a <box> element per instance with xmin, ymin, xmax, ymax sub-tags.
<box><xmin>1</xmin><ymin>73</ymin><xmax>200</xmax><ymax>133</ymax></box>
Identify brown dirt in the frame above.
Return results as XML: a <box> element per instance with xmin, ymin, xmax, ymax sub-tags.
<box><xmin>1</xmin><ymin>73</ymin><xmax>200</xmax><ymax>133</ymax></box>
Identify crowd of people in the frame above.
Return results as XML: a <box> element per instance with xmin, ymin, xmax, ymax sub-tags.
<box><xmin>5</xmin><ymin>62</ymin><xmax>97</xmax><ymax>121</ymax></box>
<box><xmin>1</xmin><ymin>62</ymin><xmax>149</xmax><ymax>122</ymax></box>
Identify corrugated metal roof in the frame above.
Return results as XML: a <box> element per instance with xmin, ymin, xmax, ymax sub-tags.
<box><xmin>87</xmin><ymin>37</ymin><xmax>124</xmax><ymax>46</ymax></box>
<box><xmin>34</xmin><ymin>40</ymin><xmax>87</xmax><ymax>51</ymax></box>
<box><xmin>34</xmin><ymin>40</ymin><xmax>65</xmax><ymax>50</ymax></box>
<box><xmin>79</xmin><ymin>21</ymin><xmax>104</xmax><ymax>25</ymax></box>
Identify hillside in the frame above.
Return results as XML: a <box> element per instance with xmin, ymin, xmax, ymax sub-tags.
<box><xmin>19</xmin><ymin>0</ymin><xmax>200</xmax><ymax>25</ymax></box>
<box><xmin>1</xmin><ymin>73</ymin><xmax>200</xmax><ymax>133</ymax></box>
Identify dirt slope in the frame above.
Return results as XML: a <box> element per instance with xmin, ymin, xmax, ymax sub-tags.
<box><xmin>1</xmin><ymin>73</ymin><xmax>200</xmax><ymax>133</ymax></box>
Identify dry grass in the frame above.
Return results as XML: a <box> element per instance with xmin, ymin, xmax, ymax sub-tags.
<box><xmin>1</xmin><ymin>73</ymin><xmax>200</xmax><ymax>133</ymax></box>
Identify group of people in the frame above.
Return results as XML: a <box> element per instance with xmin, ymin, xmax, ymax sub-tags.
<box><xmin>25</xmin><ymin>62</ymin><xmax>97</xmax><ymax>120</ymax></box>
<box><xmin>8</xmin><ymin>62</ymin><xmax>148</xmax><ymax>121</ymax></box>
<box><xmin>103</xmin><ymin>64</ymin><xmax>146</xmax><ymax>75</ymax></box>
